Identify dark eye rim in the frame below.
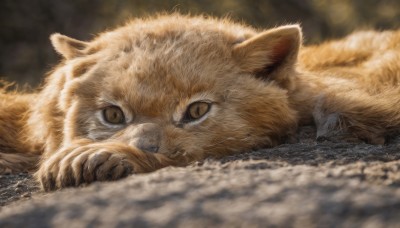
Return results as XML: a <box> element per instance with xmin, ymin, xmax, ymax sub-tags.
<box><xmin>181</xmin><ymin>101</ymin><xmax>212</xmax><ymax>124</ymax></box>
<box><xmin>102</xmin><ymin>105</ymin><xmax>126</xmax><ymax>125</ymax></box>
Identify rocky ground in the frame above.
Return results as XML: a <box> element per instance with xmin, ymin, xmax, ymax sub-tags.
<box><xmin>1</xmin><ymin>126</ymin><xmax>400</xmax><ymax>227</ymax></box>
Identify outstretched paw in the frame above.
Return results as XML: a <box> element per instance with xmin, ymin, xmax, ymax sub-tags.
<box><xmin>37</xmin><ymin>146</ymin><xmax>134</xmax><ymax>191</ymax></box>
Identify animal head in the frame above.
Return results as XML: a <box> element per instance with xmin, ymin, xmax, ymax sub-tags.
<box><xmin>47</xmin><ymin>14</ymin><xmax>300</xmax><ymax>162</ymax></box>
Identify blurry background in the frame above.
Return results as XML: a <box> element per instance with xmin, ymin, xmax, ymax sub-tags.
<box><xmin>1</xmin><ymin>0</ymin><xmax>399</xmax><ymax>87</ymax></box>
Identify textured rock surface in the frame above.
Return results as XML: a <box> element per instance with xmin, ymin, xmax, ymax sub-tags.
<box><xmin>1</xmin><ymin>127</ymin><xmax>400</xmax><ymax>227</ymax></box>
<box><xmin>0</xmin><ymin>173</ymin><xmax>38</xmax><ymax>206</ymax></box>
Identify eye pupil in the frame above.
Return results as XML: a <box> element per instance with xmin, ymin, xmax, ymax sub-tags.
<box><xmin>185</xmin><ymin>102</ymin><xmax>211</xmax><ymax>122</ymax></box>
<box><xmin>195</xmin><ymin>106</ymin><xmax>201</xmax><ymax>117</ymax></box>
<box><xmin>103</xmin><ymin>106</ymin><xmax>125</xmax><ymax>124</ymax></box>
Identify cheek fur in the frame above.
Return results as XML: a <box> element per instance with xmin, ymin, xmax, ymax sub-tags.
<box><xmin>159</xmin><ymin>108</ymin><xmax>253</xmax><ymax>160</ymax></box>
<box><xmin>63</xmin><ymin>100</ymin><xmax>81</xmax><ymax>143</ymax></box>
<box><xmin>63</xmin><ymin>99</ymin><xmax>110</xmax><ymax>142</ymax></box>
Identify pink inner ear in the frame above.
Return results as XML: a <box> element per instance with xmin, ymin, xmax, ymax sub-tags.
<box><xmin>270</xmin><ymin>38</ymin><xmax>292</xmax><ymax>65</ymax></box>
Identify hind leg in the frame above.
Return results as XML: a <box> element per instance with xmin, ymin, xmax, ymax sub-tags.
<box><xmin>313</xmin><ymin>89</ymin><xmax>400</xmax><ymax>144</ymax></box>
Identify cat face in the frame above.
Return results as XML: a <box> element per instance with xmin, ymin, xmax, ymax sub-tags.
<box><xmin>52</xmin><ymin>15</ymin><xmax>300</xmax><ymax>163</ymax></box>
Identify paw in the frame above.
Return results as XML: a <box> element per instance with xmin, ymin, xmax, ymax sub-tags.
<box><xmin>37</xmin><ymin>146</ymin><xmax>134</xmax><ymax>191</ymax></box>
<box><xmin>313</xmin><ymin>96</ymin><xmax>386</xmax><ymax>145</ymax></box>
<box><xmin>314</xmin><ymin>112</ymin><xmax>356</xmax><ymax>142</ymax></box>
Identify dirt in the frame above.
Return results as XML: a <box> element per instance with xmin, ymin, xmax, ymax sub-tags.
<box><xmin>0</xmin><ymin>173</ymin><xmax>38</xmax><ymax>207</ymax></box>
<box><xmin>1</xmin><ymin>126</ymin><xmax>400</xmax><ymax>227</ymax></box>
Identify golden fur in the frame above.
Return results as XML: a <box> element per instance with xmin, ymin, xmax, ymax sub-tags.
<box><xmin>1</xmin><ymin>14</ymin><xmax>399</xmax><ymax>191</ymax></box>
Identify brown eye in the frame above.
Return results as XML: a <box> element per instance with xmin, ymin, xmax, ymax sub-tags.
<box><xmin>103</xmin><ymin>106</ymin><xmax>125</xmax><ymax>124</ymax></box>
<box><xmin>184</xmin><ymin>102</ymin><xmax>211</xmax><ymax>122</ymax></box>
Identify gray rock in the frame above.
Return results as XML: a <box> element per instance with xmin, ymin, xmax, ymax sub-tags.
<box><xmin>1</xmin><ymin>127</ymin><xmax>400</xmax><ymax>227</ymax></box>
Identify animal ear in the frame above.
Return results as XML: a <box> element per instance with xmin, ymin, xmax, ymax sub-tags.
<box><xmin>232</xmin><ymin>25</ymin><xmax>302</xmax><ymax>79</ymax></box>
<box><xmin>50</xmin><ymin>33</ymin><xmax>89</xmax><ymax>60</ymax></box>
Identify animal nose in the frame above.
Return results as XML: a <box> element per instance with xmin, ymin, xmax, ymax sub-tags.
<box><xmin>129</xmin><ymin>123</ymin><xmax>161</xmax><ymax>153</ymax></box>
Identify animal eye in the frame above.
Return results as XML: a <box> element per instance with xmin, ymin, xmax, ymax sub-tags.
<box><xmin>102</xmin><ymin>106</ymin><xmax>125</xmax><ymax>124</ymax></box>
<box><xmin>184</xmin><ymin>101</ymin><xmax>211</xmax><ymax>122</ymax></box>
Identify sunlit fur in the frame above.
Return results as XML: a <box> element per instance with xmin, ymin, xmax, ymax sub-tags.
<box><xmin>1</xmin><ymin>14</ymin><xmax>399</xmax><ymax>191</ymax></box>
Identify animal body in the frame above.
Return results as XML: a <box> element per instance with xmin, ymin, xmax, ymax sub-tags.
<box><xmin>1</xmin><ymin>14</ymin><xmax>400</xmax><ymax>191</ymax></box>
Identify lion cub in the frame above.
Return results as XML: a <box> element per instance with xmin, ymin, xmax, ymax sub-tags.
<box><xmin>1</xmin><ymin>14</ymin><xmax>400</xmax><ymax>191</ymax></box>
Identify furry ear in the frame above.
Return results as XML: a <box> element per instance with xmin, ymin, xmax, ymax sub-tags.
<box><xmin>232</xmin><ymin>25</ymin><xmax>302</xmax><ymax>79</ymax></box>
<box><xmin>50</xmin><ymin>33</ymin><xmax>89</xmax><ymax>60</ymax></box>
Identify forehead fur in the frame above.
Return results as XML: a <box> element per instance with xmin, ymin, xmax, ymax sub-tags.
<box><xmin>90</xmin><ymin>14</ymin><xmax>258</xmax><ymax>79</ymax></box>
<box><xmin>76</xmin><ymin>14</ymin><xmax>259</xmax><ymax>115</ymax></box>
<box><xmin>93</xmin><ymin>14</ymin><xmax>257</xmax><ymax>52</ymax></box>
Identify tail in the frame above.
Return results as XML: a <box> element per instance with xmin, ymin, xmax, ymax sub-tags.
<box><xmin>0</xmin><ymin>152</ymin><xmax>40</xmax><ymax>174</ymax></box>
